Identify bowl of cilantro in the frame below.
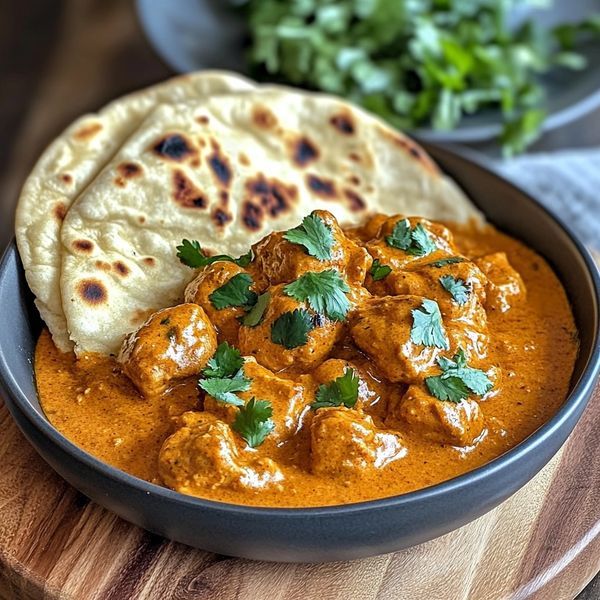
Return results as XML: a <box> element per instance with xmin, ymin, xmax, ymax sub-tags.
<box><xmin>137</xmin><ymin>0</ymin><xmax>600</xmax><ymax>155</ymax></box>
<box><xmin>1</xmin><ymin>142</ymin><xmax>599</xmax><ymax>562</ymax></box>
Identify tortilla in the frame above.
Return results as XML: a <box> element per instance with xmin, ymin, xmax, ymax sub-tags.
<box><xmin>15</xmin><ymin>71</ymin><xmax>255</xmax><ymax>351</ymax></box>
<box><xmin>59</xmin><ymin>88</ymin><xmax>483</xmax><ymax>355</ymax></box>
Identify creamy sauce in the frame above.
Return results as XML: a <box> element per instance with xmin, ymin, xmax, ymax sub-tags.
<box><xmin>35</xmin><ymin>221</ymin><xmax>578</xmax><ymax>507</ymax></box>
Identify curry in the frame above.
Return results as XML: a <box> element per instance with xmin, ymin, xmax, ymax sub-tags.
<box><xmin>35</xmin><ymin>211</ymin><xmax>578</xmax><ymax>507</ymax></box>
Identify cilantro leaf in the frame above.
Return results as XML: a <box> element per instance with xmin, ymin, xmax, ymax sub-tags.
<box><xmin>199</xmin><ymin>342</ymin><xmax>250</xmax><ymax>406</ymax></box>
<box><xmin>428</xmin><ymin>257</ymin><xmax>467</xmax><ymax>268</ymax></box>
<box><xmin>176</xmin><ymin>239</ymin><xmax>252</xmax><ymax>269</ymax></box>
<box><xmin>209</xmin><ymin>274</ymin><xmax>257</xmax><ymax>310</ymax></box>
<box><xmin>439</xmin><ymin>275</ymin><xmax>470</xmax><ymax>305</ymax></box>
<box><xmin>410</xmin><ymin>223</ymin><xmax>437</xmax><ymax>256</ymax></box>
<box><xmin>370</xmin><ymin>259</ymin><xmax>392</xmax><ymax>281</ymax></box>
<box><xmin>425</xmin><ymin>375</ymin><xmax>471</xmax><ymax>403</ymax></box>
<box><xmin>311</xmin><ymin>368</ymin><xmax>360</xmax><ymax>409</ymax></box>
<box><xmin>283</xmin><ymin>213</ymin><xmax>334</xmax><ymax>261</ymax></box>
<box><xmin>386</xmin><ymin>219</ymin><xmax>436</xmax><ymax>257</ymax></box>
<box><xmin>385</xmin><ymin>218</ymin><xmax>411</xmax><ymax>250</ymax></box>
<box><xmin>425</xmin><ymin>348</ymin><xmax>493</xmax><ymax>402</ymax></box>
<box><xmin>202</xmin><ymin>342</ymin><xmax>244</xmax><ymax>379</ymax></box>
<box><xmin>232</xmin><ymin>397</ymin><xmax>275</xmax><ymax>448</ymax></box>
<box><xmin>271</xmin><ymin>309</ymin><xmax>314</xmax><ymax>349</ymax></box>
<box><xmin>199</xmin><ymin>374</ymin><xmax>249</xmax><ymax>406</ymax></box>
<box><xmin>410</xmin><ymin>299</ymin><xmax>449</xmax><ymax>349</ymax></box>
<box><xmin>284</xmin><ymin>269</ymin><xmax>350</xmax><ymax>321</ymax></box>
<box><xmin>241</xmin><ymin>291</ymin><xmax>271</xmax><ymax>327</ymax></box>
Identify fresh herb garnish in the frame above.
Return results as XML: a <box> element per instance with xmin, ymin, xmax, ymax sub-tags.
<box><xmin>241</xmin><ymin>1</ymin><xmax>600</xmax><ymax>154</ymax></box>
<box><xmin>284</xmin><ymin>269</ymin><xmax>350</xmax><ymax>321</ymax></box>
<box><xmin>425</xmin><ymin>348</ymin><xmax>492</xmax><ymax>402</ymax></box>
<box><xmin>311</xmin><ymin>368</ymin><xmax>360</xmax><ymax>409</ymax></box>
<box><xmin>241</xmin><ymin>291</ymin><xmax>271</xmax><ymax>327</ymax></box>
<box><xmin>199</xmin><ymin>342</ymin><xmax>250</xmax><ymax>406</ymax></box>
<box><xmin>428</xmin><ymin>256</ymin><xmax>466</xmax><ymax>268</ymax></box>
<box><xmin>160</xmin><ymin>317</ymin><xmax>170</xmax><ymax>326</ymax></box>
<box><xmin>386</xmin><ymin>219</ymin><xmax>436</xmax><ymax>257</ymax></box>
<box><xmin>370</xmin><ymin>259</ymin><xmax>392</xmax><ymax>281</ymax></box>
<box><xmin>202</xmin><ymin>342</ymin><xmax>244</xmax><ymax>378</ymax></box>
<box><xmin>166</xmin><ymin>327</ymin><xmax>178</xmax><ymax>342</ymax></box>
<box><xmin>410</xmin><ymin>299</ymin><xmax>449</xmax><ymax>349</ymax></box>
<box><xmin>177</xmin><ymin>239</ymin><xmax>252</xmax><ymax>269</ymax></box>
<box><xmin>209</xmin><ymin>273</ymin><xmax>257</xmax><ymax>310</ymax></box>
<box><xmin>283</xmin><ymin>213</ymin><xmax>334</xmax><ymax>261</ymax></box>
<box><xmin>232</xmin><ymin>397</ymin><xmax>275</xmax><ymax>448</ymax></box>
<box><xmin>199</xmin><ymin>376</ymin><xmax>249</xmax><ymax>406</ymax></box>
<box><xmin>271</xmin><ymin>309</ymin><xmax>315</xmax><ymax>349</ymax></box>
<box><xmin>439</xmin><ymin>275</ymin><xmax>470</xmax><ymax>305</ymax></box>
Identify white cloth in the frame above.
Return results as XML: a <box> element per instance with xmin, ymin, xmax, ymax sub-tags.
<box><xmin>497</xmin><ymin>148</ymin><xmax>600</xmax><ymax>250</ymax></box>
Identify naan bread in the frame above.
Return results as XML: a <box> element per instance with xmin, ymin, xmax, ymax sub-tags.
<box><xmin>59</xmin><ymin>88</ymin><xmax>482</xmax><ymax>355</ymax></box>
<box><xmin>15</xmin><ymin>71</ymin><xmax>255</xmax><ymax>351</ymax></box>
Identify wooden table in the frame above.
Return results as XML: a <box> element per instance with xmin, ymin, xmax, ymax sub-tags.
<box><xmin>0</xmin><ymin>1</ymin><xmax>598</xmax><ymax>598</ymax></box>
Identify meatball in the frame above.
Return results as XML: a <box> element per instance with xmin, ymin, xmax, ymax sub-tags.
<box><xmin>203</xmin><ymin>358</ymin><xmax>313</xmax><ymax>444</ymax></box>
<box><xmin>310</xmin><ymin>407</ymin><xmax>405</xmax><ymax>479</ymax></box>
<box><xmin>159</xmin><ymin>412</ymin><xmax>284</xmax><ymax>495</ymax></box>
<box><xmin>252</xmin><ymin>210</ymin><xmax>372</xmax><ymax>287</ymax></box>
<box><xmin>184</xmin><ymin>261</ymin><xmax>257</xmax><ymax>345</ymax></box>
<box><xmin>388</xmin><ymin>385</ymin><xmax>485</xmax><ymax>447</ymax></box>
<box><xmin>366</xmin><ymin>215</ymin><xmax>457</xmax><ymax>271</ymax></box>
<box><xmin>475</xmin><ymin>252</ymin><xmax>526</xmax><ymax>313</ymax></box>
<box><xmin>118</xmin><ymin>303</ymin><xmax>217</xmax><ymax>397</ymax></box>
<box><xmin>238</xmin><ymin>285</ymin><xmax>343</xmax><ymax>372</ymax></box>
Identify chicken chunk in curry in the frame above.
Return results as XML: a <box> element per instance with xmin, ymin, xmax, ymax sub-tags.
<box><xmin>118</xmin><ymin>303</ymin><xmax>217</xmax><ymax>397</ymax></box>
<box><xmin>35</xmin><ymin>209</ymin><xmax>579</xmax><ymax>508</ymax></box>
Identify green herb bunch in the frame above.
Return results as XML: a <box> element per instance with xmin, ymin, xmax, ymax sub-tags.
<box><xmin>237</xmin><ymin>0</ymin><xmax>599</xmax><ymax>155</ymax></box>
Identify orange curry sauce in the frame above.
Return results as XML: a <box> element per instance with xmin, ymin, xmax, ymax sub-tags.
<box><xmin>35</xmin><ymin>214</ymin><xmax>578</xmax><ymax>507</ymax></box>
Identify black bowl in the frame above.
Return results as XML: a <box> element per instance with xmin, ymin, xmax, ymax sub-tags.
<box><xmin>1</xmin><ymin>145</ymin><xmax>599</xmax><ymax>562</ymax></box>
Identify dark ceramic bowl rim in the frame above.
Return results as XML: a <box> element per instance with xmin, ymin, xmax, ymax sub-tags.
<box><xmin>1</xmin><ymin>155</ymin><xmax>599</xmax><ymax>519</ymax></box>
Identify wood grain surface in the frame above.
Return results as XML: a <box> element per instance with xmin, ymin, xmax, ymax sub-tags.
<box><xmin>1</xmin><ymin>1</ymin><xmax>599</xmax><ymax>598</ymax></box>
<box><xmin>0</xmin><ymin>383</ymin><xmax>597</xmax><ymax>600</ymax></box>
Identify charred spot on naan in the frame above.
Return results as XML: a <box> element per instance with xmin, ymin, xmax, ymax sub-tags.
<box><xmin>113</xmin><ymin>261</ymin><xmax>130</xmax><ymax>277</ymax></box>
<box><xmin>73</xmin><ymin>121</ymin><xmax>103</xmax><ymax>142</ymax></box>
<box><xmin>329</xmin><ymin>110</ymin><xmax>355</xmax><ymax>135</ymax></box>
<box><xmin>291</xmin><ymin>136</ymin><xmax>319</xmax><ymax>168</ymax></box>
<box><xmin>207</xmin><ymin>140</ymin><xmax>232</xmax><ymax>188</ymax></box>
<box><xmin>172</xmin><ymin>169</ymin><xmax>208</xmax><ymax>209</ymax></box>
<box><xmin>95</xmin><ymin>260</ymin><xmax>112</xmax><ymax>272</ymax></box>
<box><xmin>143</xmin><ymin>257</ymin><xmax>156</xmax><ymax>267</ymax></box>
<box><xmin>377</xmin><ymin>126</ymin><xmax>439</xmax><ymax>175</ymax></box>
<box><xmin>152</xmin><ymin>133</ymin><xmax>196</xmax><ymax>162</ymax></box>
<box><xmin>343</xmin><ymin>189</ymin><xmax>367</xmax><ymax>212</ymax></box>
<box><xmin>219</xmin><ymin>190</ymin><xmax>229</xmax><ymax>205</ymax></box>
<box><xmin>239</xmin><ymin>153</ymin><xmax>251</xmax><ymax>166</ymax></box>
<box><xmin>60</xmin><ymin>173</ymin><xmax>73</xmax><ymax>185</ymax></box>
<box><xmin>117</xmin><ymin>162</ymin><xmax>143</xmax><ymax>179</ymax></box>
<box><xmin>196</xmin><ymin>115</ymin><xmax>210</xmax><ymax>125</ymax></box>
<box><xmin>53</xmin><ymin>202</ymin><xmax>67</xmax><ymax>222</ymax></box>
<box><xmin>242</xmin><ymin>174</ymin><xmax>298</xmax><ymax>231</ymax></box>
<box><xmin>77</xmin><ymin>279</ymin><xmax>108</xmax><ymax>305</ymax></box>
<box><xmin>72</xmin><ymin>239</ymin><xmax>94</xmax><ymax>253</ymax></box>
<box><xmin>212</xmin><ymin>207</ymin><xmax>233</xmax><ymax>228</ymax></box>
<box><xmin>306</xmin><ymin>174</ymin><xmax>336</xmax><ymax>198</ymax></box>
<box><xmin>252</xmin><ymin>105</ymin><xmax>278</xmax><ymax>130</ymax></box>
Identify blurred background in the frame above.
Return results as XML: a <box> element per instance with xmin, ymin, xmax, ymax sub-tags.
<box><xmin>0</xmin><ymin>0</ymin><xmax>598</xmax><ymax>591</ymax></box>
<box><xmin>2</xmin><ymin>0</ymin><xmax>599</xmax><ymax>253</ymax></box>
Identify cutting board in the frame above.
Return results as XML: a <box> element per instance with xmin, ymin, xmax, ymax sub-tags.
<box><xmin>0</xmin><ymin>381</ymin><xmax>598</xmax><ymax>600</ymax></box>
